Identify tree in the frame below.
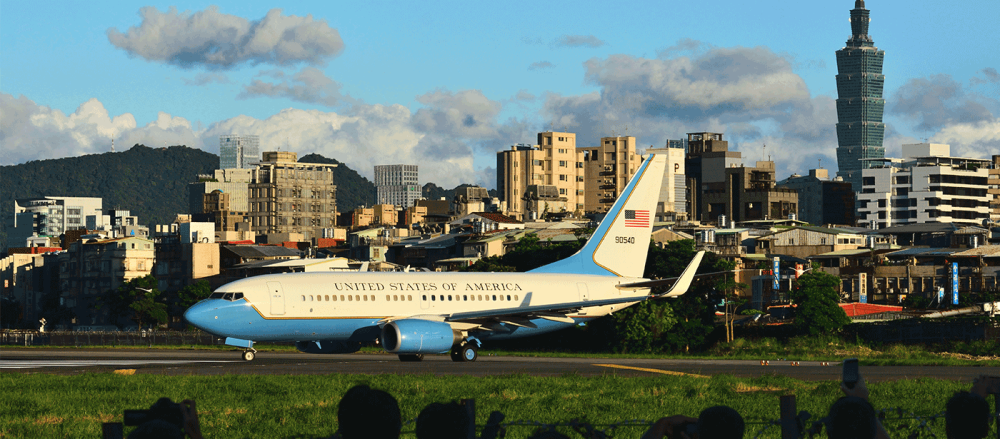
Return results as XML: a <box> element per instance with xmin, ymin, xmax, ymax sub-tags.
<box><xmin>713</xmin><ymin>259</ymin><xmax>748</xmax><ymax>343</ymax></box>
<box><xmin>176</xmin><ymin>280</ymin><xmax>213</xmax><ymax>309</ymax></box>
<box><xmin>643</xmin><ymin>239</ymin><xmax>718</xmax><ymax>353</ymax></box>
<box><xmin>609</xmin><ymin>300</ymin><xmax>677</xmax><ymax>353</ymax></box>
<box><xmin>99</xmin><ymin>275</ymin><xmax>168</xmax><ymax>331</ymax></box>
<box><xmin>1</xmin><ymin>296</ymin><xmax>22</xmax><ymax>329</ymax></box>
<box><xmin>790</xmin><ymin>270</ymin><xmax>851</xmax><ymax>336</ymax></box>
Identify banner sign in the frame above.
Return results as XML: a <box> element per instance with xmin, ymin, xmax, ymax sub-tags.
<box><xmin>859</xmin><ymin>273</ymin><xmax>867</xmax><ymax>304</ymax></box>
<box><xmin>772</xmin><ymin>257</ymin><xmax>780</xmax><ymax>291</ymax></box>
<box><xmin>952</xmin><ymin>262</ymin><xmax>959</xmax><ymax>305</ymax></box>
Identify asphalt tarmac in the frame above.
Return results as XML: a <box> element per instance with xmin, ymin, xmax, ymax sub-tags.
<box><xmin>2</xmin><ymin>348</ymin><xmax>997</xmax><ymax>381</ymax></box>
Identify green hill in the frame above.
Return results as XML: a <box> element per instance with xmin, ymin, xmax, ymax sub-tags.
<box><xmin>0</xmin><ymin>145</ymin><xmax>217</xmax><ymax>249</ymax></box>
<box><xmin>1</xmin><ymin>147</ymin><xmax>486</xmax><ymax>249</ymax></box>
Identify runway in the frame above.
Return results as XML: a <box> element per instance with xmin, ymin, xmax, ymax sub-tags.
<box><xmin>1</xmin><ymin>348</ymin><xmax>996</xmax><ymax>381</ymax></box>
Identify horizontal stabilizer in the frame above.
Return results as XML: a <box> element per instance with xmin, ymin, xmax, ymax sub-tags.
<box><xmin>616</xmin><ymin>251</ymin><xmax>705</xmax><ymax>298</ymax></box>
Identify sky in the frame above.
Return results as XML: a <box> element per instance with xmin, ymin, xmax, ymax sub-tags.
<box><xmin>2</xmin><ymin>0</ymin><xmax>998</xmax><ymax>188</ymax></box>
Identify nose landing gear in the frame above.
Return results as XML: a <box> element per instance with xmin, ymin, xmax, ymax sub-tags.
<box><xmin>242</xmin><ymin>348</ymin><xmax>257</xmax><ymax>362</ymax></box>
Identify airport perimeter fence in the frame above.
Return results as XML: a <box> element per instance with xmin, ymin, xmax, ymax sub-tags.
<box><xmin>0</xmin><ymin>330</ymin><xmax>232</xmax><ymax>347</ymax></box>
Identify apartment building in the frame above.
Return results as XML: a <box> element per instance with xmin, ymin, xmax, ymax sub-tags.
<box><xmin>248</xmin><ymin>151</ymin><xmax>338</xmax><ymax>240</ymax></box>
<box><xmin>701</xmin><ymin>160</ymin><xmax>798</xmax><ymax>224</ymax></box>
<box><xmin>644</xmin><ymin>146</ymin><xmax>687</xmax><ymax>222</ymax></box>
<box><xmin>8</xmin><ymin>197</ymin><xmax>103</xmax><ymax>249</ymax></box>
<box><xmin>58</xmin><ymin>236</ymin><xmax>155</xmax><ymax>325</ymax></box>
<box><xmin>777</xmin><ymin>169</ymin><xmax>856</xmax><ymax>226</ymax></box>
<box><xmin>685</xmin><ymin>133</ymin><xmax>742</xmax><ymax>221</ymax></box>
<box><xmin>375</xmin><ymin>164</ymin><xmax>420</xmax><ymax>208</ymax></box>
<box><xmin>989</xmin><ymin>155</ymin><xmax>1000</xmax><ymax>222</ymax></box>
<box><xmin>496</xmin><ymin>132</ymin><xmax>582</xmax><ymax>220</ymax></box>
<box><xmin>578</xmin><ymin>136</ymin><xmax>641</xmax><ymax>214</ymax></box>
<box><xmin>188</xmin><ymin>168</ymin><xmax>252</xmax><ymax>214</ymax></box>
<box><xmin>858</xmin><ymin>143</ymin><xmax>990</xmax><ymax>229</ymax></box>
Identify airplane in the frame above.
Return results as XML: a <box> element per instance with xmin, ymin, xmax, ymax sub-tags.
<box><xmin>183</xmin><ymin>153</ymin><xmax>705</xmax><ymax>362</ymax></box>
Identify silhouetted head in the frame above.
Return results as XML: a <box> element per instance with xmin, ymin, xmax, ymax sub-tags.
<box><xmin>337</xmin><ymin>384</ymin><xmax>401</xmax><ymax>439</ymax></box>
<box><xmin>827</xmin><ymin>396</ymin><xmax>877</xmax><ymax>439</ymax></box>
<box><xmin>416</xmin><ymin>402</ymin><xmax>469</xmax><ymax>439</ymax></box>
<box><xmin>946</xmin><ymin>391</ymin><xmax>989</xmax><ymax>439</ymax></box>
<box><xmin>697</xmin><ymin>405</ymin><xmax>745</xmax><ymax>439</ymax></box>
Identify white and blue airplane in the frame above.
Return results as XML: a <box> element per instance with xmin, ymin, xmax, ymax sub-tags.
<box><xmin>184</xmin><ymin>154</ymin><xmax>705</xmax><ymax>362</ymax></box>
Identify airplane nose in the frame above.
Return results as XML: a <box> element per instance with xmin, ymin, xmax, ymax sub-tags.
<box><xmin>183</xmin><ymin>301</ymin><xmax>216</xmax><ymax>332</ymax></box>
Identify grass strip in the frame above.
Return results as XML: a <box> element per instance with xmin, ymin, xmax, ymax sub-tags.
<box><xmin>0</xmin><ymin>373</ymin><xmax>984</xmax><ymax>439</ymax></box>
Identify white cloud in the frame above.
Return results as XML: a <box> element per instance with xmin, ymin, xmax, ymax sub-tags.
<box><xmin>556</xmin><ymin>35</ymin><xmax>605</xmax><ymax>48</ymax></box>
<box><xmin>107</xmin><ymin>7</ymin><xmax>344</xmax><ymax>69</ymax></box>
<box><xmin>238</xmin><ymin>67</ymin><xmax>345</xmax><ymax>106</ymax></box>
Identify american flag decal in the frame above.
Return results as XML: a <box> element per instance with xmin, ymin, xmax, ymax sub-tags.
<box><xmin>624</xmin><ymin>209</ymin><xmax>649</xmax><ymax>228</ymax></box>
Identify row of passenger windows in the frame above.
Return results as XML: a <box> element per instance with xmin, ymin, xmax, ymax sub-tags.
<box><xmin>302</xmin><ymin>294</ymin><xmax>409</xmax><ymax>302</ymax></box>
<box><xmin>299</xmin><ymin>294</ymin><xmax>521</xmax><ymax>303</ymax></box>
<box><xmin>425</xmin><ymin>294</ymin><xmax>519</xmax><ymax>302</ymax></box>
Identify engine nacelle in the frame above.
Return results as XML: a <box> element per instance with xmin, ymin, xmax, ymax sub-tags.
<box><xmin>295</xmin><ymin>340</ymin><xmax>362</xmax><ymax>354</ymax></box>
<box><xmin>380</xmin><ymin>319</ymin><xmax>461</xmax><ymax>354</ymax></box>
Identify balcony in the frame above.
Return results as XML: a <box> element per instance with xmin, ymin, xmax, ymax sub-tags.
<box><xmin>599</xmin><ymin>184</ymin><xmax>616</xmax><ymax>190</ymax></box>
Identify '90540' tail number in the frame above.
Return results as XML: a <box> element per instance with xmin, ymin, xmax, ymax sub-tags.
<box><xmin>614</xmin><ymin>236</ymin><xmax>636</xmax><ymax>244</ymax></box>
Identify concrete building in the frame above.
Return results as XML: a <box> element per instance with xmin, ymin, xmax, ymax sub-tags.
<box><xmin>755</xmin><ymin>226</ymin><xmax>866</xmax><ymax>260</ymax></box>
<box><xmin>645</xmin><ymin>146</ymin><xmax>687</xmax><ymax>222</ymax></box>
<box><xmin>188</xmin><ymin>168</ymin><xmax>252</xmax><ymax>214</ymax></box>
<box><xmin>248</xmin><ymin>151</ymin><xmax>338</xmax><ymax>240</ymax></box>
<box><xmin>989</xmin><ymin>155</ymin><xmax>1000</xmax><ymax>222</ymax></box>
<box><xmin>858</xmin><ymin>143</ymin><xmax>990</xmax><ymax>229</ymax></box>
<box><xmin>453</xmin><ymin>186</ymin><xmax>501</xmax><ymax>217</ymax></box>
<box><xmin>834</xmin><ymin>0</ymin><xmax>887</xmax><ymax>192</ymax></box>
<box><xmin>0</xmin><ymin>251</ymin><xmax>58</xmax><ymax>328</ymax></box>
<box><xmin>777</xmin><ymin>169</ymin><xmax>856</xmax><ymax>226</ymax></box>
<box><xmin>685</xmin><ymin>133</ymin><xmax>742</xmax><ymax>221</ymax></box>
<box><xmin>579</xmin><ymin>136</ymin><xmax>641</xmax><ymax>214</ymax></box>
<box><xmin>496</xmin><ymin>132</ymin><xmax>582</xmax><ymax>220</ymax></box>
<box><xmin>701</xmin><ymin>160</ymin><xmax>799</xmax><ymax>224</ymax></box>
<box><xmin>8</xmin><ymin>197</ymin><xmax>103</xmax><ymax>250</ymax></box>
<box><xmin>375</xmin><ymin>164</ymin><xmax>420</xmax><ymax>208</ymax></box>
<box><xmin>58</xmin><ymin>236</ymin><xmax>155</xmax><ymax>325</ymax></box>
<box><xmin>219</xmin><ymin>134</ymin><xmax>260</xmax><ymax>169</ymax></box>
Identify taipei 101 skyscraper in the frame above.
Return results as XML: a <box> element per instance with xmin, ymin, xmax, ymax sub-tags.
<box><xmin>835</xmin><ymin>0</ymin><xmax>886</xmax><ymax>192</ymax></box>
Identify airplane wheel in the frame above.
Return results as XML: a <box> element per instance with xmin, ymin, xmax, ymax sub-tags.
<box><xmin>460</xmin><ymin>344</ymin><xmax>478</xmax><ymax>362</ymax></box>
<box><xmin>242</xmin><ymin>350</ymin><xmax>255</xmax><ymax>362</ymax></box>
<box><xmin>398</xmin><ymin>354</ymin><xmax>424</xmax><ymax>362</ymax></box>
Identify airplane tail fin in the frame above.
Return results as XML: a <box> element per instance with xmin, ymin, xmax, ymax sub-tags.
<box><xmin>531</xmin><ymin>154</ymin><xmax>667</xmax><ymax>278</ymax></box>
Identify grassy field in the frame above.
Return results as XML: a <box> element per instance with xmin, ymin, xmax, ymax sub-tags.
<box><xmin>0</xmin><ymin>373</ymin><xmax>984</xmax><ymax>439</ymax></box>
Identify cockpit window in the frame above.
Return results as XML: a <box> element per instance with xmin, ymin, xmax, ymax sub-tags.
<box><xmin>209</xmin><ymin>292</ymin><xmax>225</xmax><ymax>299</ymax></box>
<box><xmin>217</xmin><ymin>292</ymin><xmax>244</xmax><ymax>301</ymax></box>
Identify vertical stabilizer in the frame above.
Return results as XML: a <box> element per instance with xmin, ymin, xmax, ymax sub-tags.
<box><xmin>532</xmin><ymin>154</ymin><xmax>667</xmax><ymax>277</ymax></box>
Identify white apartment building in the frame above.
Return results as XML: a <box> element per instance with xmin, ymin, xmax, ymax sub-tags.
<box><xmin>7</xmin><ymin>197</ymin><xmax>103</xmax><ymax>249</ymax></box>
<box><xmin>858</xmin><ymin>143</ymin><xmax>991</xmax><ymax>229</ymax></box>
<box><xmin>496</xmin><ymin>133</ymin><xmax>583</xmax><ymax>220</ymax></box>
<box><xmin>219</xmin><ymin>134</ymin><xmax>260</xmax><ymax>169</ymax></box>
<box><xmin>644</xmin><ymin>146</ymin><xmax>687</xmax><ymax>222</ymax></box>
<box><xmin>374</xmin><ymin>164</ymin><xmax>420</xmax><ymax>208</ymax></box>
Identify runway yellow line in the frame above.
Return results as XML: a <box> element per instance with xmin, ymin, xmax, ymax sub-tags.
<box><xmin>592</xmin><ymin>363</ymin><xmax>709</xmax><ymax>378</ymax></box>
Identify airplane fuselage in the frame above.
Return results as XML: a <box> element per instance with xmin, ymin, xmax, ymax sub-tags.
<box><xmin>188</xmin><ymin>271</ymin><xmax>647</xmax><ymax>343</ymax></box>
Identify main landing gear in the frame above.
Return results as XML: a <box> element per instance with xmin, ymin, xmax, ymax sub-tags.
<box><xmin>450</xmin><ymin>341</ymin><xmax>479</xmax><ymax>362</ymax></box>
<box><xmin>241</xmin><ymin>348</ymin><xmax>256</xmax><ymax>362</ymax></box>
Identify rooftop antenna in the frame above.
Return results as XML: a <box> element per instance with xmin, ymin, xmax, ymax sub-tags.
<box><xmin>762</xmin><ymin>143</ymin><xmax>766</xmax><ymax>162</ymax></box>
<box><xmin>819</xmin><ymin>158</ymin><xmax>822</xmax><ymax>169</ymax></box>
<box><xmin>111</xmin><ymin>137</ymin><xmax>115</xmax><ymax>153</ymax></box>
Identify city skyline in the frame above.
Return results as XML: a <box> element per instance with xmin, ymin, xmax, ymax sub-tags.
<box><xmin>2</xmin><ymin>0</ymin><xmax>997</xmax><ymax>188</ymax></box>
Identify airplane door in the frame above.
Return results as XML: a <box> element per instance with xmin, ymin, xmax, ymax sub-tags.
<box><xmin>577</xmin><ymin>283</ymin><xmax>589</xmax><ymax>301</ymax></box>
<box><xmin>267</xmin><ymin>281</ymin><xmax>285</xmax><ymax>315</ymax></box>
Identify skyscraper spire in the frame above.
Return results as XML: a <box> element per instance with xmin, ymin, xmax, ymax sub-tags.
<box><xmin>835</xmin><ymin>0</ymin><xmax>886</xmax><ymax>193</ymax></box>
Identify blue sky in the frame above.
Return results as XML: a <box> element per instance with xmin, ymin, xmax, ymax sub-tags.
<box><xmin>2</xmin><ymin>0</ymin><xmax>998</xmax><ymax>187</ymax></box>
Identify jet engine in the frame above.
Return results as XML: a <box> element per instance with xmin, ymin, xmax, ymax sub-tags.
<box><xmin>380</xmin><ymin>319</ymin><xmax>461</xmax><ymax>354</ymax></box>
<box><xmin>295</xmin><ymin>340</ymin><xmax>362</xmax><ymax>354</ymax></box>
